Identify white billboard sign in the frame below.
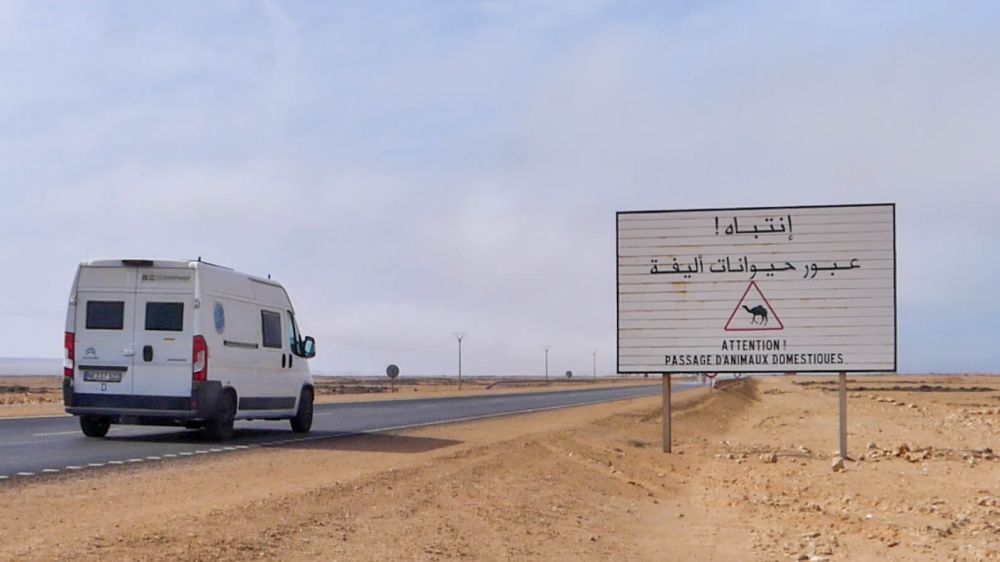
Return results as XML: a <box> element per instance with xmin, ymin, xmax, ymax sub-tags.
<box><xmin>616</xmin><ymin>204</ymin><xmax>896</xmax><ymax>374</ymax></box>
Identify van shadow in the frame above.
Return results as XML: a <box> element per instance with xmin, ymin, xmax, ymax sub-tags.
<box><xmin>106</xmin><ymin>428</ymin><xmax>462</xmax><ymax>454</ymax></box>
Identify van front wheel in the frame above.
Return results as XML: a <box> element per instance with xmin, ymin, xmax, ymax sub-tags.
<box><xmin>205</xmin><ymin>392</ymin><xmax>236</xmax><ymax>441</ymax></box>
<box><xmin>80</xmin><ymin>415</ymin><xmax>111</xmax><ymax>438</ymax></box>
<box><xmin>290</xmin><ymin>388</ymin><xmax>313</xmax><ymax>433</ymax></box>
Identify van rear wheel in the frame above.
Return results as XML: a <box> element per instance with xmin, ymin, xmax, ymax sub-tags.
<box><xmin>290</xmin><ymin>388</ymin><xmax>313</xmax><ymax>433</ymax></box>
<box><xmin>80</xmin><ymin>415</ymin><xmax>111</xmax><ymax>438</ymax></box>
<box><xmin>205</xmin><ymin>392</ymin><xmax>235</xmax><ymax>441</ymax></box>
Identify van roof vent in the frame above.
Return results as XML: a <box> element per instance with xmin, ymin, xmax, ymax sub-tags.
<box><xmin>121</xmin><ymin>259</ymin><xmax>154</xmax><ymax>267</ymax></box>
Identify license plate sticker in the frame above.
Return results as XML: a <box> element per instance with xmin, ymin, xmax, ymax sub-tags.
<box><xmin>83</xmin><ymin>370</ymin><xmax>124</xmax><ymax>383</ymax></box>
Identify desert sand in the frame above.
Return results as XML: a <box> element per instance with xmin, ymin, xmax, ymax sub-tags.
<box><xmin>1</xmin><ymin>375</ymin><xmax>998</xmax><ymax>561</ymax></box>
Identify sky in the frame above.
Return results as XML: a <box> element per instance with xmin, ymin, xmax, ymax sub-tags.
<box><xmin>1</xmin><ymin>0</ymin><xmax>999</xmax><ymax>376</ymax></box>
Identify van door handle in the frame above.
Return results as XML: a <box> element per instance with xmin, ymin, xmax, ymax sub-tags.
<box><xmin>143</xmin><ymin>345</ymin><xmax>153</xmax><ymax>362</ymax></box>
<box><xmin>288</xmin><ymin>354</ymin><xmax>293</xmax><ymax>368</ymax></box>
<box><xmin>281</xmin><ymin>354</ymin><xmax>286</xmax><ymax>368</ymax></box>
<box><xmin>123</xmin><ymin>348</ymin><xmax>135</xmax><ymax>357</ymax></box>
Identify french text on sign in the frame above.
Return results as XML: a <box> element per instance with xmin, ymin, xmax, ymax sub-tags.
<box><xmin>617</xmin><ymin>203</ymin><xmax>896</xmax><ymax>374</ymax></box>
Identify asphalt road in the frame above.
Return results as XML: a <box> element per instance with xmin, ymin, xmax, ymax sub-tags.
<box><xmin>0</xmin><ymin>383</ymin><xmax>692</xmax><ymax>480</ymax></box>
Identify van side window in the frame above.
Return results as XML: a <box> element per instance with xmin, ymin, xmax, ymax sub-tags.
<box><xmin>261</xmin><ymin>310</ymin><xmax>282</xmax><ymax>349</ymax></box>
<box><xmin>145</xmin><ymin>302</ymin><xmax>184</xmax><ymax>331</ymax></box>
<box><xmin>86</xmin><ymin>301</ymin><xmax>124</xmax><ymax>330</ymax></box>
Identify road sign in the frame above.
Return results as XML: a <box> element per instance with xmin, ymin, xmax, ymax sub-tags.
<box><xmin>386</xmin><ymin>364</ymin><xmax>399</xmax><ymax>379</ymax></box>
<box><xmin>616</xmin><ymin>203</ymin><xmax>896</xmax><ymax>374</ymax></box>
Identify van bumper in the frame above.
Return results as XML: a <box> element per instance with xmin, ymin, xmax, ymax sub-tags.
<box><xmin>64</xmin><ymin>380</ymin><xmax>224</xmax><ymax>420</ymax></box>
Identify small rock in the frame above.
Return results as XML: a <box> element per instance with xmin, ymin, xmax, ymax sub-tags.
<box><xmin>760</xmin><ymin>453</ymin><xmax>778</xmax><ymax>464</ymax></box>
<box><xmin>866</xmin><ymin>441</ymin><xmax>878</xmax><ymax>450</ymax></box>
<box><xmin>831</xmin><ymin>457</ymin><xmax>845</xmax><ymax>472</ymax></box>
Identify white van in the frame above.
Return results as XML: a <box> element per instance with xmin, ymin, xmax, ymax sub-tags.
<box><xmin>62</xmin><ymin>259</ymin><xmax>316</xmax><ymax>441</ymax></box>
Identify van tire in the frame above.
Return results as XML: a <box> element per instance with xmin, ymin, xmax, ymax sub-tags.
<box><xmin>290</xmin><ymin>388</ymin><xmax>313</xmax><ymax>433</ymax></box>
<box><xmin>80</xmin><ymin>415</ymin><xmax>111</xmax><ymax>438</ymax></box>
<box><xmin>205</xmin><ymin>391</ymin><xmax>236</xmax><ymax>441</ymax></box>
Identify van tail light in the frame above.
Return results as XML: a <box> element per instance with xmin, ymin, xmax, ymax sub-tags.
<box><xmin>192</xmin><ymin>335</ymin><xmax>208</xmax><ymax>381</ymax></box>
<box><xmin>64</xmin><ymin>332</ymin><xmax>75</xmax><ymax>378</ymax></box>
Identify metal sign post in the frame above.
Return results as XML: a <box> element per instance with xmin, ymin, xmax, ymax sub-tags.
<box><xmin>839</xmin><ymin>372</ymin><xmax>848</xmax><ymax>459</ymax></box>
<box><xmin>662</xmin><ymin>373</ymin><xmax>672</xmax><ymax>453</ymax></box>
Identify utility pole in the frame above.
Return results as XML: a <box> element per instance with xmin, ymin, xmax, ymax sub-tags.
<box><xmin>592</xmin><ymin>351</ymin><xmax>597</xmax><ymax>379</ymax></box>
<box><xmin>543</xmin><ymin>345</ymin><xmax>551</xmax><ymax>385</ymax></box>
<box><xmin>454</xmin><ymin>332</ymin><xmax>466</xmax><ymax>390</ymax></box>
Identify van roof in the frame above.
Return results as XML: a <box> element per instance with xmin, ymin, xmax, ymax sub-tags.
<box><xmin>82</xmin><ymin>259</ymin><xmax>232</xmax><ymax>270</ymax></box>
<box><xmin>79</xmin><ymin>259</ymin><xmax>281</xmax><ymax>286</ymax></box>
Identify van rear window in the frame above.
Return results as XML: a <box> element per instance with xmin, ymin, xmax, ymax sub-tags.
<box><xmin>86</xmin><ymin>301</ymin><xmax>124</xmax><ymax>330</ymax></box>
<box><xmin>261</xmin><ymin>310</ymin><xmax>282</xmax><ymax>348</ymax></box>
<box><xmin>145</xmin><ymin>302</ymin><xmax>184</xmax><ymax>331</ymax></box>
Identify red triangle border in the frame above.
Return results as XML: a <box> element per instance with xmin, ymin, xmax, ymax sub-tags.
<box><xmin>723</xmin><ymin>281</ymin><xmax>784</xmax><ymax>332</ymax></box>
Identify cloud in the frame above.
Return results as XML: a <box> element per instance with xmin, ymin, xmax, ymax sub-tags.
<box><xmin>1</xmin><ymin>1</ymin><xmax>998</xmax><ymax>375</ymax></box>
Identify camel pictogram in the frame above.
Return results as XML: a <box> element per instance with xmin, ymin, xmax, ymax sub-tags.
<box><xmin>724</xmin><ymin>281</ymin><xmax>783</xmax><ymax>331</ymax></box>
<box><xmin>742</xmin><ymin>304</ymin><xmax>768</xmax><ymax>325</ymax></box>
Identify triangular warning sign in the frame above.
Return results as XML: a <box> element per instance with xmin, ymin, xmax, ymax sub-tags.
<box><xmin>724</xmin><ymin>281</ymin><xmax>784</xmax><ymax>332</ymax></box>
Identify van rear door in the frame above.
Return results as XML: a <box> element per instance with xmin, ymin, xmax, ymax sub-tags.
<box><xmin>132</xmin><ymin>270</ymin><xmax>195</xmax><ymax>399</ymax></box>
<box><xmin>74</xmin><ymin>269</ymin><xmax>136</xmax><ymax>395</ymax></box>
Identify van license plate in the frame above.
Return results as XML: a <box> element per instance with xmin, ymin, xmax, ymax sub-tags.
<box><xmin>83</xmin><ymin>371</ymin><xmax>123</xmax><ymax>383</ymax></box>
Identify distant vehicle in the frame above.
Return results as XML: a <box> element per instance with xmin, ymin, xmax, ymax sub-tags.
<box><xmin>62</xmin><ymin>259</ymin><xmax>316</xmax><ymax>440</ymax></box>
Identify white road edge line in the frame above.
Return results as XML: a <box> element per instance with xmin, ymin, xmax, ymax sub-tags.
<box><xmin>364</xmin><ymin>396</ymin><xmax>638</xmax><ymax>434</ymax></box>
<box><xmin>32</xmin><ymin>430</ymin><xmax>85</xmax><ymax>437</ymax></box>
<box><xmin>0</xmin><ymin>413</ymin><xmax>73</xmax><ymax>421</ymax></box>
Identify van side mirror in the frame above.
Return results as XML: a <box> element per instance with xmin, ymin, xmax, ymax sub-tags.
<box><xmin>302</xmin><ymin>336</ymin><xmax>316</xmax><ymax>358</ymax></box>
